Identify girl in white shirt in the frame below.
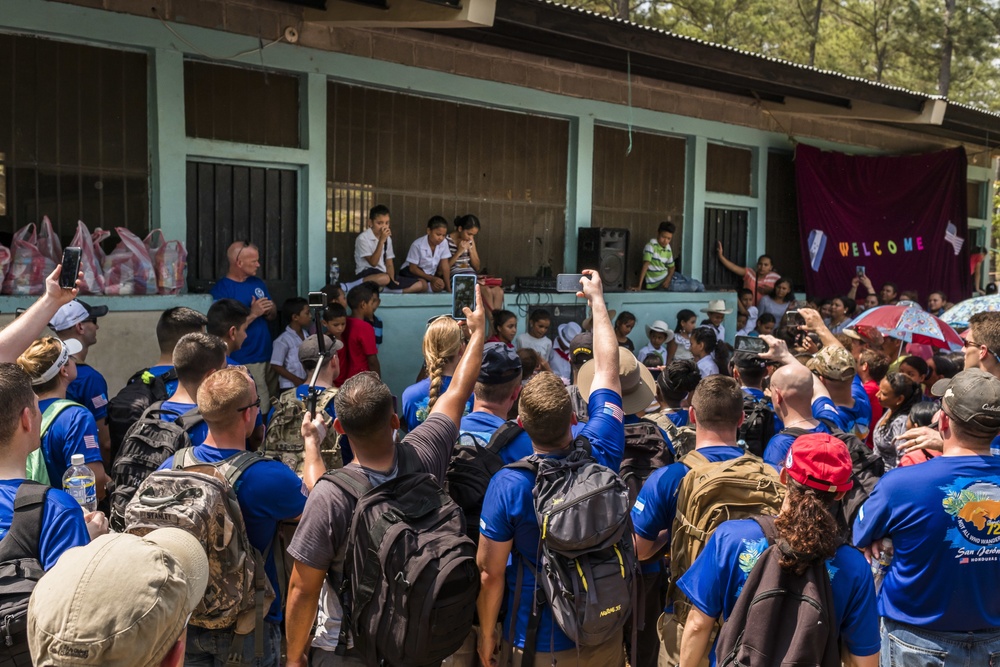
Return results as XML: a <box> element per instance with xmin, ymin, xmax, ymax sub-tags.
<box><xmin>400</xmin><ymin>216</ymin><xmax>451</xmax><ymax>292</ymax></box>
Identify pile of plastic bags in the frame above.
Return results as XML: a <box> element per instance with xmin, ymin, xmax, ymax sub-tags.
<box><xmin>0</xmin><ymin>218</ymin><xmax>187</xmax><ymax>296</ymax></box>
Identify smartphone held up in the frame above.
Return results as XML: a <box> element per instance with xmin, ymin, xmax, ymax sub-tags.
<box><xmin>452</xmin><ymin>275</ymin><xmax>477</xmax><ymax>320</ymax></box>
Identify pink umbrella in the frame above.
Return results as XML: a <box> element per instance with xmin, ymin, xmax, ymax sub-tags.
<box><xmin>844</xmin><ymin>303</ymin><xmax>964</xmax><ymax>351</ymax></box>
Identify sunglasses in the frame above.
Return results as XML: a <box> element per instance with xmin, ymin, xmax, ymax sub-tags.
<box><xmin>236</xmin><ymin>397</ymin><xmax>261</xmax><ymax>413</ymax></box>
<box><xmin>235</xmin><ymin>241</ymin><xmax>251</xmax><ymax>263</ymax></box>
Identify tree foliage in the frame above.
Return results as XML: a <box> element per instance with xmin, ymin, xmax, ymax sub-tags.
<box><xmin>570</xmin><ymin>0</ymin><xmax>1000</xmax><ymax>111</ymax></box>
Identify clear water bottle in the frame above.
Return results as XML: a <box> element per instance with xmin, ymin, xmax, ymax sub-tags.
<box><xmin>328</xmin><ymin>257</ymin><xmax>340</xmax><ymax>286</ymax></box>
<box><xmin>62</xmin><ymin>454</ymin><xmax>96</xmax><ymax>512</ymax></box>
<box><xmin>871</xmin><ymin>537</ymin><xmax>893</xmax><ymax>593</ymax></box>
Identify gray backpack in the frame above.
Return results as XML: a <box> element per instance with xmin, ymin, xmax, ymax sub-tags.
<box><xmin>507</xmin><ymin>437</ymin><xmax>638</xmax><ymax>663</ymax></box>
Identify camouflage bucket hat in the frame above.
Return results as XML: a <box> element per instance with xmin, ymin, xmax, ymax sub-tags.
<box><xmin>807</xmin><ymin>345</ymin><xmax>856</xmax><ymax>381</ymax></box>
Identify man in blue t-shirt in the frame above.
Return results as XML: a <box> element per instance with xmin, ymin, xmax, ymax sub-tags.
<box><xmin>50</xmin><ymin>299</ymin><xmax>111</xmax><ymax>465</ymax></box>
<box><xmin>678</xmin><ymin>433</ymin><xmax>879</xmax><ymax>667</ymax></box>
<box><xmin>207</xmin><ymin>298</ymin><xmax>251</xmax><ymax>367</ymax></box>
<box><xmin>211</xmin><ymin>242</ymin><xmax>278</xmax><ymax>409</ymax></box>
<box><xmin>160</xmin><ymin>367</ymin><xmax>309</xmax><ymax>666</ymax></box>
<box><xmin>140</xmin><ymin>307</ymin><xmax>209</xmax><ymax>401</ymax></box>
<box><xmin>631</xmin><ymin>375</ymin><xmax>750</xmax><ymax>667</ymax></box>
<box><xmin>158</xmin><ymin>333</ymin><xmax>228</xmax><ymax>448</ymax></box>
<box><xmin>806</xmin><ymin>344</ymin><xmax>872</xmax><ymax>440</ymax></box>
<box><xmin>477</xmin><ymin>271</ymin><xmax>628</xmax><ymax>667</ymax></box>
<box><xmin>0</xmin><ymin>364</ymin><xmax>105</xmax><ymax>569</ymax></box>
<box><xmin>854</xmin><ymin>368</ymin><xmax>1000</xmax><ymax>664</ymax></box>
<box><xmin>459</xmin><ymin>342</ymin><xmax>529</xmax><ymax>458</ymax></box>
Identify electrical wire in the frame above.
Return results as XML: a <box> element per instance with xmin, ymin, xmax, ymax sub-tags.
<box><xmin>152</xmin><ymin>7</ymin><xmax>287</xmax><ymax>61</ymax></box>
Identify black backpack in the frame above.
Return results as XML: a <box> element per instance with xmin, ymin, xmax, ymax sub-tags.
<box><xmin>782</xmin><ymin>419</ymin><xmax>884</xmax><ymax>537</ymax></box>
<box><xmin>621</xmin><ymin>418</ymin><xmax>675</xmax><ymax>505</ymax></box>
<box><xmin>507</xmin><ymin>437</ymin><xmax>637</xmax><ymax>665</ymax></box>
<box><xmin>324</xmin><ymin>445</ymin><xmax>480</xmax><ymax>667</ymax></box>
<box><xmin>738</xmin><ymin>393</ymin><xmax>777</xmax><ymax>457</ymax></box>
<box><xmin>0</xmin><ymin>482</ymin><xmax>48</xmax><ymax>664</ymax></box>
<box><xmin>108</xmin><ymin>402</ymin><xmax>203</xmax><ymax>532</ymax></box>
<box><xmin>108</xmin><ymin>367</ymin><xmax>176</xmax><ymax>461</ymax></box>
<box><xmin>446</xmin><ymin>420</ymin><xmax>523</xmax><ymax>542</ymax></box>
<box><xmin>715</xmin><ymin>516</ymin><xmax>841</xmax><ymax>667</ymax></box>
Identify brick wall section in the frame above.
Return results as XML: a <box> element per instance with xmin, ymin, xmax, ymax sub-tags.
<box><xmin>54</xmin><ymin>0</ymin><xmax>992</xmax><ymax>165</ymax></box>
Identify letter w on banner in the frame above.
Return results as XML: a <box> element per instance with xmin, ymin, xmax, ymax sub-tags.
<box><xmin>795</xmin><ymin>144</ymin><xmax>970</xmax><ymax>302</ymax></box>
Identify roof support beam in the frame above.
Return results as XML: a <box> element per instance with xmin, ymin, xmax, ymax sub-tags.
<box><xmin>760</xmin><ymin>97</ymin><xmax>947</xmax><ymax>125</ymax></box>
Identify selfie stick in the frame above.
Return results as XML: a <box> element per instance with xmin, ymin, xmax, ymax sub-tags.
<box><xmin>307</xmin><ymin>292</ymin><xmax>329</xmax><ymax>417</ymax></box>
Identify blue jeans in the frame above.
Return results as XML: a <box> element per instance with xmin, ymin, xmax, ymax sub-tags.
<box><xmin>881</xmin><ymin>618</ymin><xmax>1000</xmax><ymax>667</ymax></box>
<box><xmin>185</xmin><ymin>621</ymin><xmax>282</xmax><ymax>667</ymax></box>
<box><xmin>665</xmin><ymin>272</ymin><xmax>705</xmax><ymax>292</ymax></box>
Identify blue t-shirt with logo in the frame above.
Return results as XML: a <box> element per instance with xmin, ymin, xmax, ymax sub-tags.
<box><xmin>853</xmin><ymin>455</ymin><xmax>1000</xmax><ymax>632</ymax></box>
<box><xmin>678</xmin><ymin>518</ymin><xmax>880</xmax><ymax>665</ymax></box>
<box><xmin>66</xmin><ymin>363</ymin><xmax>109</xmax><ymax>422</ymax></box>
<box><xmin>160</xmin><ymin>445</ymin><xmax>306</xmax><ymax>623</ymax></box>
<box><xmin>0</xmin><ymin>480</ymin><xmax>89</xmax><ymax>570</ymax></box>
<box><xmin>39</xmin><ymin>398</ymin><xmax>102</xmax><ymax>484</ymax></box>
<box><xmin>211</xmin><ymin>276</ymin><xmax>273</xmax><ymax>364</ymax></box>
<box><xmin>159</xmin><ymin>400</ymin><xmax>209</xmax><ymax>448</ymax></box>
<box><xmin>401</xmin><ymin>376</ymin><xmax>473</xmax><ymax>433</ymax></box>
<box><xmin>478</xmin><ymin>388</ymin><xmax>626</xmax><ymax>652</ymax></box>
<box><xmin>632</xmin><ymin>445</ymin><xmax>744</xmax><ymax>604</ymax></box>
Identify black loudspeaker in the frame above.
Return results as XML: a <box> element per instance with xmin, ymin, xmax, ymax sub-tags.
<box><xmin>577</xmin><ymin>227</ymin><xmax>629</xmax><ymax>292</ymax></box>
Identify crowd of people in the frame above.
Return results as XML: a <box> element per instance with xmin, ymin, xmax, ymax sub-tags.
<box><xmin>0</xmin><ymin>206</ymin><xmax>996</xmax><ymax>667</ymax></box>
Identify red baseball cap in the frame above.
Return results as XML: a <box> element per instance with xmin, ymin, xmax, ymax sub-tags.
<box><xmin>782</xmin><ymin>433</ymin><xmax>853</xmax><ymax>493</ymax></box>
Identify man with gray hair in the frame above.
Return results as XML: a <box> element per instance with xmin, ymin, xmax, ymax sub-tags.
<box><xmin>854</xmin><ymin>368</ymin><xmax>1000</xmax><ymax>665</ymax></box>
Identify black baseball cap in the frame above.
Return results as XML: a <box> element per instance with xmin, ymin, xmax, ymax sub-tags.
<box><xmin>478</xmin><ymin>343</ymin><xmax>522</xmax><ymax>385</ymax></box>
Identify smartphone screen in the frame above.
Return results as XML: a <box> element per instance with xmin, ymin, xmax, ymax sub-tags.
<box><xmin>556</xmin><ymin>273</ymin><xmax>585</xmax><ymax>293</ymax></box>
<box><xmin>734</xmin><ymin>335</ymin><xmax>769</xmax><ymax>354</ymax></box>
<box><xmin>452</xmin><ymin>275</ymin><xmax>477</xmax><ymax>319</ymax></box>
<box><xmin>59</xmin><ymin>247</ymin><xmax>82</xmax><ymax>289</ymax></box>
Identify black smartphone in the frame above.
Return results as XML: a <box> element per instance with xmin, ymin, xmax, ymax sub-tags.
<box><xmin>59</xmin><ymin>247</ymin><xmax>82</xmax><ymax>289</ymax></box>
<box><xmin>735</xmin><ymin>335</ymin><xmax>769</xmax><ymax>354</ymax></box>
<box><xmin>452</xmin><ymin>275</ymin><xmax>477</xmax><ymax>320</ymax></box>
<box><xmin>556</xmin><ymin>273</ymin><xmax>585</xmax><ymax>293</ymax></box>
<box><xmin>308</xmin><ymin>291</ymin><xmax>328</xmax><ymax>309</ymax></box>
<box><xmin>856</xmin><ymin>266</ymin><xmax>866</xmax><ymax>278</ymax></box>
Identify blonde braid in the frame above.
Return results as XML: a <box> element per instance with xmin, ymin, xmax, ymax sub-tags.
<box><xmin>423</xmin><ymin>318</ymin><xmax>464</xmax><ymax>412</ymax></box>
<box><xmin>427</xmin><ymin>357</ymin><xmax>447</xmax><ymax>410</ymax></box>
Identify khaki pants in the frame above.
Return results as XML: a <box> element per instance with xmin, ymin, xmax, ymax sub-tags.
<box><xmin>500</xmin><ymin>629</ymin><xmax>625</xmax><ymax>667</ymax></box>
<box><xmin>442</xmin><ymin>625</ymin><xmax>479</xmax><ymax>667</ymax></box>
<box><xmin>657</xmin><ymin>612</ymin><xmax>711</xmax><ymax>667</ymax></box>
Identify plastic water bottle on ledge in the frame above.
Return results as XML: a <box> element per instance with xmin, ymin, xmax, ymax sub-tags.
<box><xmin>62</xmin><ymin>454</ymin><xmax>97</xmax><ymax>512</ymax></box>
<box><xmin>329</xmin><ymin>257</ymin><xmax>340</xmax><ymax>286</ymax></box>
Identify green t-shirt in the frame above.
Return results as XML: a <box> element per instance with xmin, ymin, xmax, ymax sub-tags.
<box><xmin>642</xmin><ymin>239</ymin><xmax>675</xmax><ymax>286</ymax></box>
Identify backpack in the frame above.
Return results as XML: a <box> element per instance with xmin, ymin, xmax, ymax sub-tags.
<box><xmin>0</xmin><ymin>482</ymin><xmax>48</xmax><ymax>663</ymax></box>
<box><xmin>715</xmin><ymin>516</ymin><xmax>841</xmax><ymax>667</ymax></box>
<box><xmin>262</xmin><ymin>388</ymin><xmax>343</xmax><ymax>476</ymax></box>
<box><xmin>646</xmin><ymin>409</ymin><xmax>697</xmax><ymax>459</ymax></box>
<box><xmin>107</xmin><ymin>402</ymin><xmax>203</xmax><ymax>532</ymax></box>
<box><xmin>507</xmin><ymin>438</ymin><xmax>637</xmax><ymax>665</ymax></box>
<box><xmin>123</xmin><ymin>448</ymin><xmax>274</xmax><ymax>656</ymax></box>
<box><xmin>27</xmin><ymin>399</ymin><xmax>81</xmax><ymax>486</ymax></box>
<box><xmin>737</xmin><ymin>394</ymin><xmax>777</xmax><ymax>457</ymax></box>
<box><xmin>668</xmin><ymin>450</ymin><xmax>784</xmax><ymax>624</ymax></box>
<box><xmin>108</xmin><ymin>367</ymin><xmax>176</xmax><ymax>461</ymax></box>
<box><xmin>621</xmin><ymin>418</ymin><xmax>675</xmax><ymax>505</ymax></box>
<box><xmin>446</xmin><ymin>420</ymin><xmax>523</xmax><ymax>542</ymax></box>
<box><xmin>324</xmin><ymin>445</ymin><xmax>480</xmax><ymax>667</ymax></box>
<box><xmin>782</xmin><ymin>419</ymin><xmax>884</xmax><ymax>537</ymax></box>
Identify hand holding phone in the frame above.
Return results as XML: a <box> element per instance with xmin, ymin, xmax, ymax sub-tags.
<box><xmin>735</xmin><ymin>335</ymin><xmax>769</xmax><ymax>355</ymax></box>
<box><xmin>556</xmin><ymin>274</ymin><xmax>584</xmax><ymax>293</ymax></box>
<box><xmin>59</xmin><ymin>247</ymin><xmax>82</xmax><ymax>290</ymax></box>
<box><xmin>451</xmin><ymin>275</ymin><xmax>478</xmax><ymax>320</ymax></box>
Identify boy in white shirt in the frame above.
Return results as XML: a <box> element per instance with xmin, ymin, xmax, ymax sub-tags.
<box><xmin>271</xmin><ymin>297</ymin><xmax>310</xmax><ymax>392</ymax></box>
<box><xmin>353</xmin><ymin>204</ymin><xmax>426</xmax><ymax>293</ymax></box>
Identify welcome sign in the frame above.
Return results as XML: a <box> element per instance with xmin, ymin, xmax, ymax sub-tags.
<box><xmin>795</xmin><ymin>144</ymin><xmax>970</xmax><ymax>302</ymax></box>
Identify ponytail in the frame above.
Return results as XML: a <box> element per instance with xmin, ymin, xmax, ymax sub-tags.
<box><xmin>773</xmin><ymin>480</ymin><xmax>842</xmax><ymax>574</ymax></box>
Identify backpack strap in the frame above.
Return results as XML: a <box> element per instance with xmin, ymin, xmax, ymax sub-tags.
<box><xmin>485</xmin><ymin>420</ymin><xmax>524</xmax><ymax>455</ymax></box>
<box><xmin>171</xmin><ymin>447</ymin><xmax>195</xmax><ymax>470</ymax></box>
<box><xmin>0</xmin><ymin>482</ymin><xmax>48</xmax><ymax>561</ymax></box>
<box><xmin>323</xmin><ymin>467</ymin><xmax>373</xmax><ymax>501</ymax></box>
<box><xmin>679</xmin><ymin>449</ymin><xmax>710</xmax><ymax>469</ymax></box>
<box><xmin>221</xmin><ymin>451</ymin><xmax>266</xmax><ymax>489</ymax></box>
<box><xmin>752</xmin><ymin>515</ymin><xmax>779</xmax><ymax>544</ymax></box>
<box><xmin>40</xmin><ymin>399</ymin><xmax>82</xmax><ymax>439</ymax></box>
<box><xmin>173</xmin><ymin>407</ymin><xmax>203</xmax><ymax>432</ymax></box>
<box><xmin>32</xmin><ymin>399</ymin><xmax>83</xmax><ymax>487</ymax></box>
<box><xmin>396</xmin><ymin>443</ymin><xmax>420</xmax><ymax>476</ymax></box>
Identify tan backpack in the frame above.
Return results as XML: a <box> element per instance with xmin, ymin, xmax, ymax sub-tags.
<box><xmin>262</xmin><ymin>388</ymin><xmax>343</xmax><ymax>476</ymax></box>
<box><xmin>646</xmin><ymin>409</ymin><xmax>697</xmax><ymax>459</ymax></box>
<box><xmin>668</xmin><ymin>450</ymin><xmax>784</xmax><ymax>623</ymax></box>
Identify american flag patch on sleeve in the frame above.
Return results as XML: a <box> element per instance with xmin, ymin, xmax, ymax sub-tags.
<box><xmin>92</xmin><ymin>394</ymin><xmax>108</xmax><ymax>409</ymax></box>
<box><xmin>603</xmin><ymin>402</ymin><xmax>624</xmax><ymax>423</ymax></box>
<box><xmin>84</xmin><ymin>435</ymin><xmax>99</xmax><ymax>450</ymax></box>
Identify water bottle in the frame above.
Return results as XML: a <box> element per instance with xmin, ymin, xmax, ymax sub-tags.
<box><xmin>328</xmin><ymin>257</ymin><xmax>340</xmax><ymax>286</ymax></box>
<box><xmin>870</xmin><ymin>537</ymin><xmax>893</xmax><ymax>593</ymax></box>
<box><xmin>62</xmin><ymin>454</ymin><xmax>97</xmax><ymax>513</ymax></box>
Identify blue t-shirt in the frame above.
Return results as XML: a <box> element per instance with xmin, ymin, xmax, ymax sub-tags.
<box><xmin>459</xmin><ymin>410</ymin><xmax>586</xmax><ymax>464</ymax></box>
<box><xmin>66</xmin><ymin>364</ymin><xmax>109</xmax><ymax>422</ymax></box>
<box><xmin>147</xmin><ymin>365</ymin><xmax>179</xmax><ymax>398</ymax></box>
<box><xmin>39</xmin><ymin>398</ymin><xmax>102</xmax><ymax>484</ymax></box>
<box><xmin>211</xmin><ymin>277</ymin><xmax>273</xmax><ymax>364</ymax></box>
<box><xmin>632</xmin><ymin>445</ymin><xmax>744</xmax><ymax>602</ymax></box>
<box><xmin>159</xmin><ymin>400</ymin><xmax>209</xmax><ymax>448</ymax></box>
<box><xmin>830</xmin><ymin>377</ymin><xmax>872</xmax><ymax>441</ymax></box>
<box><xmin>0</xmin><ymin>480</ymin><xmax>89</xmax><ymax>570</ymax></box>
<box><xmin>762</xmin><ymin>399</ymin><xmax>838</xmax><ymax>471</ymax></box>
<box><xmin>742</xmin><ymin>388</ymin><xmax>784</xmax><ymax>432</ymax></box>
<box><xmin>479</xmin><ymin>388</ymin><xmax>626</xmax><ymax>652</ymax></box>
<box><xmin>678</xmin><ymin>518</ymin><xmax>880</xmax><ymax>665</ymax></box>
<box><xmin>853</xmin><ymin>455</ymin><xmax>1000</xmax><ymax>632</ymax></box>
<box><xmin>401</xmin><ymin>376</ymin><xmax>473</xmax><ymax>433</ymax></box>
<box><xmin>159</xmin><ymin>445</ymin><xmax>306</xmax><ymax>623</ymax></box>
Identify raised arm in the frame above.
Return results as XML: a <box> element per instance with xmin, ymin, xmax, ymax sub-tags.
<box><xmin>716</xmin><ymin>241</ymin><xmax>746</xmax><ymax>277</ymax></box>
<box><xmin>800</xmin><ymin>308</ymin><xmax>841</xmax><ymax>349</ymax></box>
<box><xmin>430</xmin><ymin>285</ymin><xmax>485</xmax><ymax>426</ymax></box>
<box><xmin>0</xmin><ymin>266</ymin><xmax>79</xmax><ymax>363</ymax></box>
<box><xmin>580</xmin><ymin>270</ymin><xmax>620</xmax><ymax>396</ymax></box>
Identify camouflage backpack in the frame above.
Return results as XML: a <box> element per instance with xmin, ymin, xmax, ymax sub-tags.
<box><xmin>262</xmin><ymin>388</ymin><xmax>343</xmax><ymax>476</ymax></box>
<box><xmin>124</xmin><ymin>448</ymin><xmax>274</xmax><ymax>655</ymax></box>
<box><xmin>646</xmin><ymin>409</ymin><xmax>697</xmax><ymax>459</ymax></box>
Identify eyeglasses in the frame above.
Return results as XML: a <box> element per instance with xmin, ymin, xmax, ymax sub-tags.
<box><xmin>964</xmin><ymin>338</ymin><xmax>981</xmax><ymax>348</ymax></box>
<box><xmin>236</xmin><ymin>397</ymin><xmax>261</xmax><ymax>413</ymax></box>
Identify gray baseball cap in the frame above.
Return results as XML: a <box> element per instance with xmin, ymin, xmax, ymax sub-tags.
<box><xmin>931</xmin><ymin>368</ymin><xmax>1000</xmax><ymax>436</ymax></box>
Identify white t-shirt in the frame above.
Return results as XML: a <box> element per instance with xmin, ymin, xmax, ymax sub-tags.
<box><xmin>271</xmin><ymin>326</ymin><xmax>306</xmax><ymax>390</ymax></box>
<box><xmin>697</xmin><ymin>354</ymin><xmax>720</xmax><ymax>378</ymax></box>
<box><xmin>402</xmin><ymin>235</ymin><xmax>450</xmax><ymax>276</ymax></box>
<box><xmin>354</xmin><ymin>228</ymin><xmax>394</xmax><ymax>275</ymax></box>
<box><xmin>516</xmin><ymin>332</ymin><xmax>552</xmax><ymax>362</ymax></box>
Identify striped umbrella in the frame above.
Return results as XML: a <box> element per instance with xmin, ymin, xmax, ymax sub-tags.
<box><xmin>844</xmin><ymin>303</ymin><xmax>964</xmax><ymax>351</ymax></box>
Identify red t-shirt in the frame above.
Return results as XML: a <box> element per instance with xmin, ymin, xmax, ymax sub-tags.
<box><xmin>743</xmin><ymin>267</ymin><xmax>780</xmax><ymax>305</ymax></box>
<box><xmin>862</xmin><ymin>379</ymin><xmax>883</xmax><ymax>450</ymax></box>
<box><xmin>335</xmin><ymin>316</ymin><xmax>378</xmax><ymax>386</ymax></box>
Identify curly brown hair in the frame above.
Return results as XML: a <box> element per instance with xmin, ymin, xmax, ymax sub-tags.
<box><xmin>773</xmin><ymin>479</ymin><xmax>842</xmax><ymax>574</ymax></box>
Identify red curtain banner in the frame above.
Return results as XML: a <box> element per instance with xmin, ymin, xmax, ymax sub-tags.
<box><xmin>795</xmin><ymin>144</ymin><xmax>970</xmax><ymax>303</ymax></box>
